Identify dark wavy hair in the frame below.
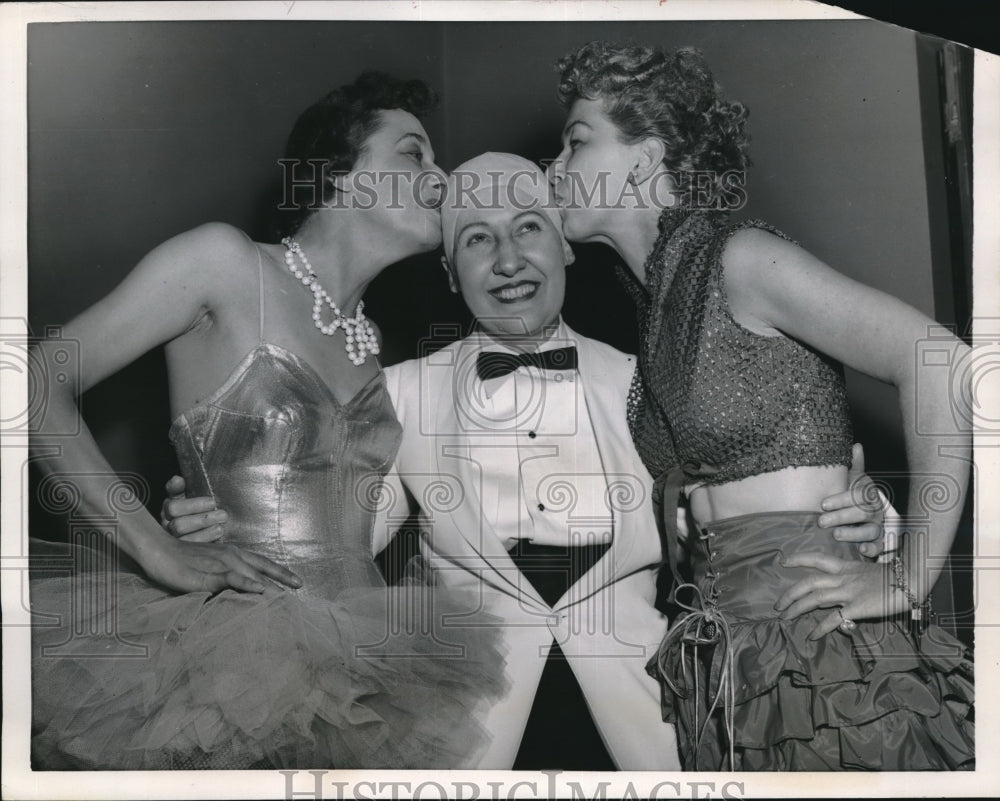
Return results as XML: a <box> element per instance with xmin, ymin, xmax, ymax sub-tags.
<box><xmin>277</xmin><ymin>71</ymin><xmax>438</xmax><ymax>236</ymax></box>
<box><xmin>556</xmin><ymin>42</ymin><xmax>750</xmax><ymax>204</ymax></box>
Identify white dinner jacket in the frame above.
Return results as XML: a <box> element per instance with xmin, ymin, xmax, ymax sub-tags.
<box><xmin>377</xmin><ymin>323</ymin><xmax>679</xmax><ymax>770</ymax></box>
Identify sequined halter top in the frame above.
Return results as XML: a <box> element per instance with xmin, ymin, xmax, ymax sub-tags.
<box><xmin>618</xmin><ymin>208</ymin><xmax>853</xmax><ymax>484</ymax></box>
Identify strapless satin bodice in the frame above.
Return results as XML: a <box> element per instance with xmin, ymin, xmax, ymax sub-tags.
<box><xmin>168</xmin><ymin>343</ymin><xmax>402</xmax><ymax>601</ymax></box>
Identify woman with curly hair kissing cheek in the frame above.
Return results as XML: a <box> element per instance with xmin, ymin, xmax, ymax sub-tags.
<box><xmin>548</xmin><ymin>41</ymin><xmax>974</xmax><ymax>772</ymax></box>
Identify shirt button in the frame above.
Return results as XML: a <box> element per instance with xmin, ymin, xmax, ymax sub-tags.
<box><xmin>537</xmin><ymin>503</ymin><xmax>545</xmax><ymax>512</ymax></box>
<box><xmin>527</xmin><ymin>430</ymin><xmax>537</xmax><ymax>439</ymax></box>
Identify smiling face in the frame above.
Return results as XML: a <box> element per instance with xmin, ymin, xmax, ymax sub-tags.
<box><xmin>549</xmin><ymin>97</ymin><xmax>642</xmax><ymax>243</ymax></box>
<box><xmin>348</xmin><ymin>108</ymin><xmax>445</xmax><ymax>253</ymax></box>
<box><xmin>448</xmin><ymin>203</ymin><xmax>570</xmax><ymax>342</ymax></box>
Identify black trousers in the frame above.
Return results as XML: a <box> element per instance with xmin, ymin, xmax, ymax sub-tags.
<box><xmin>507</xmin><ymin>541</ymin><xmax>616</xmax><ymax>771</ymax></box>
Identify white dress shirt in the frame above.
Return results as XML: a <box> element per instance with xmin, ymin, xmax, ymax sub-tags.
<box><xmin>454</xmin><ymin>320</ymin><xmax>612</xmax><ymax>551</ymax></box>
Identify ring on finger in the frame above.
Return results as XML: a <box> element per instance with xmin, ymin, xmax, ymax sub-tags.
<box><xmin>837</xmin><ymin>607</ymin><xmax>857</xmax><ymax>632</ymax></box>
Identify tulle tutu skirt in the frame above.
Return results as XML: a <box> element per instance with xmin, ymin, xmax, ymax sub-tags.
<box><xmin>647</xmin><ymin>512</ymin><xmax>974</xmax><ymax>771</ymax></box>
<box><xmin>30</xmin><ymin>540</ymin><xmax>509</xmax><ymax>770</ymax></box>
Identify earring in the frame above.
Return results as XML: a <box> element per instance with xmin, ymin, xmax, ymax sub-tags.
<box><xmin>441</xmin><ymin>257</ymin><xmax>459</xmax><ymax>294</ymax></box>
<box><xmin>627</xmin><ymin>171</ymin><xmax>638</xmax><ymax>187</ymax></box>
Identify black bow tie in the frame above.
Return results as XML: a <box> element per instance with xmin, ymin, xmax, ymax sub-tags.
<box><xmin>476</xmin><ymin>346</ymin><xmax>578</xmax><ymax>381</ymax></box>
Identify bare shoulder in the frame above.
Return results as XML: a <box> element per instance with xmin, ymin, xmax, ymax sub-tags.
<box><xmin>717</xmin><ymin>226</ymin><xmax>817</xmax><ymax>335</ymax></box>
<box><xmin>186</xmin><ymin>220</ymin><xmax>253</xmax><ymax>251</ymax></box>
<box><xmin>155</xmin><ymin>222</ymin><xmax>259</xmax><ymax>285</ymax></box>
<box><xmin>720</xmin><ymin>225</ymin><xmax>821</xmax><ymax>304</ymax></box>
<box><xmin>720</xmin><ymin>226</ymin><xmax>799</xmax><ymax>275</ymax></box>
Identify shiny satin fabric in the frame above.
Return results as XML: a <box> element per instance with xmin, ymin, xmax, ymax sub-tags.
<box><xmin>31</xmin><ymin>342</ymin><xmax>510</xmax><ymax>770</ymax></box>
<box><xmin>692</xmin><ymin>511</ymin><xmax>863</xmax><ymax>621</ymax></box>
<box><xmin>169</xmin><ymin>343</ymin><xmax>401</xmax><ymax>601</ymax></box>
<box><xmin>648</xmin><ymin>511</ymin><xmax>975</xmax><ymax>771</ymax></box>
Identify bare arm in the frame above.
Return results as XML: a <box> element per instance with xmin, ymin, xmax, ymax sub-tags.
<box><xmin>32</xmin><ymin>223</ymin><xmax>299</xmax><ymax>592</ymax></box>
<box><xmin>723</xmin><ymin>229</ymin><xmax>970</xmax><ymax>631</ymax></box>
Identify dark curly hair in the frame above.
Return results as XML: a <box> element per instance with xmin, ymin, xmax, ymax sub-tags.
<box><xmin>278</xmin><ymin>71</ymin><xmax>438</xmax><ymax>236</ymax></box>
<box><xmin>556</xmin><ymin>42</ymin><xmax>750</xmax><ymax>205</ymax></box>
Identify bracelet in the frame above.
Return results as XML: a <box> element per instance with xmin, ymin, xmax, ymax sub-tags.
<box><xmin>889</xmin><ymin>555</ymin><xmax>929</xmax><ymax>622</ymax></box>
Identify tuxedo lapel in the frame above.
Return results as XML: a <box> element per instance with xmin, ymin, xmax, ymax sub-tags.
<box><xmin>554</xmin><ymin>327</ymin><xmax>650</xmax><ymax>610</ymax></box>
<box><xmin>427</xmin><ymin>340</ymin><xmax>548</xmax><ymax>611</ymax></box>
<box><xmin>410</xmin><ymin>329</ymin><xmax>653</xmax><ymax>614</ymax></box>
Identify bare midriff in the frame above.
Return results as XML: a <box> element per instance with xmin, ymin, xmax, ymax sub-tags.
<box><xmin>687</xmin><ymin>464</ymin><xmax>849</xmax><ymax>526</ymax></box>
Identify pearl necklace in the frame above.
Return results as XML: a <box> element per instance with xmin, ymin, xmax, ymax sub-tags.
<box><xmin>281</xmin><ymin>237</ymin><xmax>380</xmax><ymax>366</ymax></box>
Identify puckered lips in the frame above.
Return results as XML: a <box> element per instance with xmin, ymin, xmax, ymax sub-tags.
<box><xmin>553</xmin><ymin>187</ymin><xmax>573</xmax><ymax>211</ymax></box>
<box><xmin>488</xmin><ymin>280</ymin><xmax>541</xmax><ymax>304</ymax></box>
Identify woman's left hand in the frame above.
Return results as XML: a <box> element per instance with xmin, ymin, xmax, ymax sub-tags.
<box><xmin>773</xmin><ymin>553</ymin><xmax>909</xmax><ymax>639</ymax></box>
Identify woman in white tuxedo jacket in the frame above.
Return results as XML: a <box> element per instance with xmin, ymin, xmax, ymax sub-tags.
<box><xmin>161</xmin><ymin>152</ymin><xmax>887</xmax><ymax>771</ymax></box>
<box><xmin>378</xmin><ymin>318</ymin><xmax>676</xmax><ymax>770</ymax></box>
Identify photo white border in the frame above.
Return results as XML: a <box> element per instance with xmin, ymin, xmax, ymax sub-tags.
<box><xmin>2</xmin><ymin>2</ymin><xmax>998</xmax><ymax>798</ymax></box>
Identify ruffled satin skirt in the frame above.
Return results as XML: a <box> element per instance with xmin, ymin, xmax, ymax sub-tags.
<box><xmin>646</xmin><ymin>512</ymin><xmax>974</xmax><ymax>771</ymax></box>
<box><xmin>30</xmin><ymin>540</ymin><xmax>509</xmax><ymax>770</ymax></box>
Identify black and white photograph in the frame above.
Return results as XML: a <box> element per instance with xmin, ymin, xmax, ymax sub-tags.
<box><xmin>2</xmin><ymin>1</ymin><xmax>998</xmax><ymax>798</ymax></box>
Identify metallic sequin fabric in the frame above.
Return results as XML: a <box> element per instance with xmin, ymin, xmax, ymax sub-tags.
<box><xmin>618</xmin><ymin>208</ymin><xmax>854</xmax><ymax>485</ymax></box>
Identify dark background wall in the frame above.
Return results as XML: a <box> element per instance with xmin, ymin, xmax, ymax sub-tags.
<box><xmin>27</xmin><ymin>19</ymin><xmax>972</xmax><ymax>630</ymax></box>
<box><xmin>28</xmin><ymin>19</ymin><xmax>957</xmax><ymax>494</ymax></box>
